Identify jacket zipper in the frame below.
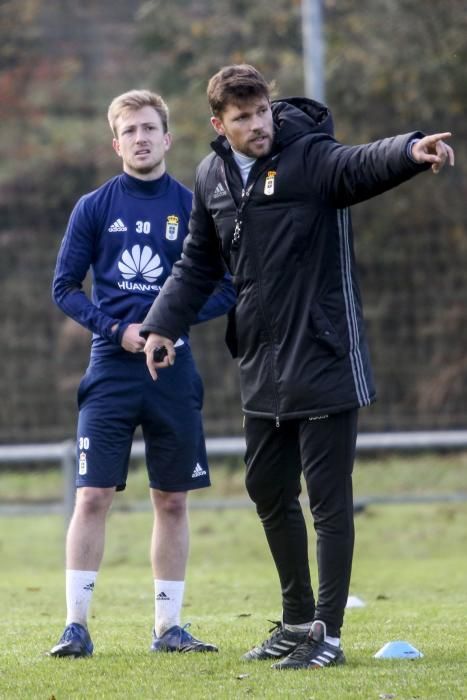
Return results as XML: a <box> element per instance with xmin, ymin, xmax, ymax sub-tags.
<box><xmin>231</xmin><ymin>163</ymin><xmax>282</xmax><ymax>427</ymax></box>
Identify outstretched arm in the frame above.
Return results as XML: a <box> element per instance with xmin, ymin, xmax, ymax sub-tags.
<box><xmin>307</xmin><ymin>129</ymin><xmax>455</xmax><ymax>208</ymax></box>
<box><xmin>410</xmin><ymin>132</ymin><xmax>455</xmax><ymax>173</ymax></box>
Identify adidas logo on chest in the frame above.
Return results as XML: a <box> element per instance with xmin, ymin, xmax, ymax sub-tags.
<box><xmin>108</xmin><ymin>218</ymin><xmax>127</xmax><ymax>232</ymax></box>
<box><xmin>212</xmin><ymin>182</ymin><xmax>227</xmax><ymax>199</ymax></box>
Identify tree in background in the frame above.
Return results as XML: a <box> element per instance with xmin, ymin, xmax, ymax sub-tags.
<box><xmin>325</xmin><ymin>0</ymin><xmax>467</xmax><ymax>427</ymax></box>
<box><xmin>137</xmin><ymin>0</ymin><xmax>467</xmax><ymax>430</ymax></box>
<box><xmin>0</xmin><ymin>0</ymin><xmax>135</xmax><ymax>441</ymax></box>
<box><xmin>0</xmin><ymin>0</ymin><xmax>465</xmax><ymax>441</ymax></box>
<box><xmin>136</xmin><ymin>0</ymin><xmax>304</xmax><ymax>184</ymax></box>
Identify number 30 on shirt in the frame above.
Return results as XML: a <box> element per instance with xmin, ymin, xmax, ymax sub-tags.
<box><xmin>136</xmin><ymin>220</ymin><xmax>151</xmax><ymax>234</ymax></box>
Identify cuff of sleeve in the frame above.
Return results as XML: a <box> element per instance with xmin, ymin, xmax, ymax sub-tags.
<box><xmin>139</xmin><ymin>324</ymin><xmax>176</xmax><ymax>341</ymax></box>
<box><xmin>108</xmin><ymin>321</ymin><xmax>129</xmax><ymax>346</ymax></box>
<box><xmin>406</xmin><ymin>138</ymin><xmax>420</xmax><ymax>162</ymax></box>
<box><xmin>115</xmin><ymin>322</ymin><xmax>130</xmax><ymax>345</ymax></box>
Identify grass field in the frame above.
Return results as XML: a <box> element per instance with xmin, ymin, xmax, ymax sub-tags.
<box><xmin>1</xmin><ymin>454</ymin><xmax>466</xmax><ymax>699</ymax></box>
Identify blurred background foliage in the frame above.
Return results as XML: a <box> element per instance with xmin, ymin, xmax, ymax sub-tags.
<box><xmin>0</xmin><ymin>0</ymin><xmax>466</xmax><ymax>442</ymax></box>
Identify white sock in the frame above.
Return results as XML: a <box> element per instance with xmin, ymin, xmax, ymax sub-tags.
<box><xmin>284</xmin><ymin>621</ymin><xmax>313</xmax><ymax>632</ymax></box>
<box><xmin>65</xmin><ymin>569</ymin><xmax>98</xmax><ymax>627</ymax></box>
<box><xmin>310</xmin><ymin>620</ymin><xmax>341</xmax><ymax>647</ymax></box>
<box><xmin>154</xmin><ymin>579</ymin><xmax>185</xmax><ymax>637</ymax></box>
<box><xmin>326</xmin><ymin>635</ymin><xmax>340</xmax><ymax>647</ymax></box>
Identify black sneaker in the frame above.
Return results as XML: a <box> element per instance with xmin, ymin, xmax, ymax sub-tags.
<box><xmin>272</xmin><ymin>620</ymin><xmax>345</xmax><ymax>670</ymax></box>
<box><xmin>150</xmin><ymin>624</ymin><xmax>218</xmax><ymax>653</ymax></box>
<box><xmin>242</xmin><ymin>621</ymin><xmax>309</xmax><ymax>661</ymax></box>
<box><xmin>49</xmin><ymin>622</ymin><xmax>93</xmax><ymax>658</ymax></box>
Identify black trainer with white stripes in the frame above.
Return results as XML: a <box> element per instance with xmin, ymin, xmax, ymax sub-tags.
<box><xmin>242</xmin><ymin>621</ymin><xmax>309</xmax><ymax>661</ymax></box>
<box><xmin>272</xmin><ymin>620</ymin><xmax>345</xmax><ymax>670</ymax></box>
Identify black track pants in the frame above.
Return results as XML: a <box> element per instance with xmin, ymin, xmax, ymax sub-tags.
<box><xmin>244</xmin><ymin>409</ymin><xmax>358</xmax><ymax>638</ymax></box>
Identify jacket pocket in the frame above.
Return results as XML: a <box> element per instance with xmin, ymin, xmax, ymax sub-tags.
<box><xmin>310</xmin><ymin>302</ymin><xmax>347</xmax><ymax>358</ymax></box>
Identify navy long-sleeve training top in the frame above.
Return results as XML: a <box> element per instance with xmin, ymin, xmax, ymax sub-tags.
<box><xmin>53</xmin><ymin>171</ymin><xmax>235</xmax><ymax>357</ymax></box>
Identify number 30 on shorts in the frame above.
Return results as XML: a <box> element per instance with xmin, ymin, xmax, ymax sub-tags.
<box><xmin>79</xmin><ymin>436</ymin><xmax>90</xmax><ymax>450</ymax></box>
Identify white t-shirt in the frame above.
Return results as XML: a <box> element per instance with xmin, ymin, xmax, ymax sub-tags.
<box><xmin>231</xmin><ymin>148</ymin><xmax>257</xmax><ymax>186</ymax></box>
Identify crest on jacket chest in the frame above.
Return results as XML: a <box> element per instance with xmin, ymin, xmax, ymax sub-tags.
<box><xmin>264</xmin><ymin>170</ymin><xmax>276</xmax><ymax>196</ymax></box>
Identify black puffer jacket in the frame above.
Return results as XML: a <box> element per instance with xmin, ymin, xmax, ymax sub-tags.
<box><xmin>141</xmin><ymin>98</ymin><xmax>429</xmax><ymax>422</ymax></box>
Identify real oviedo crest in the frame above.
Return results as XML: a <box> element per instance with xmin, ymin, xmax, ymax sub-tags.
<box><xmin>165</xmin><ymin>215</ymin><xmax>179</xmax><ymax>241</ymax></box>
<box><xmin>264</xmin><ymin>170</ymin><xmax>276</xmax><ymax>196</ymax></box>
<box><xmin>79</xmin><ymin>451</ymin><xmax>87</xmax><ymax>475</ymax></box>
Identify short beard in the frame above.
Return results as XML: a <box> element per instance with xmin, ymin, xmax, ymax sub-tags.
<box><xmin>245</xmin><ymin>141</ymin><xmax>272</xmax><ymax>158</ymax></box>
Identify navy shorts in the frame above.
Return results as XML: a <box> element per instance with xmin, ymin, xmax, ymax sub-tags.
<box><xmin>75</xmin><ymin>345</ymin><xmax>210</xmax><ymax>492</ymax></box>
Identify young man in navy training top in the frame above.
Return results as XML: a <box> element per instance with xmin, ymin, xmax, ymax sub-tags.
<box><xmin>50</xmin><ymin>89</ymin><xmax>235</xmax><ymax>658</ymax></box>
<box><xmin>140</xmin><ymin>65</ymin><xmax>455</xmax><ymax>670</ymax></box>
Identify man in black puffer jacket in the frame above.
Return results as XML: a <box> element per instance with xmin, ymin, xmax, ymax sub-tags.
<box><xmin>140</xmin><ymin>64</ymin><xmax>454</xmax><ymax>669</ymax></box>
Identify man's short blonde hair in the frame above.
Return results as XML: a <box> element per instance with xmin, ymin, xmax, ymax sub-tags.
<box><xmin>107</xmin><ymin>90</ymin><xmax>169</xmax><ymax>137</ymax></box>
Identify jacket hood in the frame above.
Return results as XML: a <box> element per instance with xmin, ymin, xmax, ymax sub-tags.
<box><xmin>271</xmin><ymin>97</ymin><xmax>334</xmax><ymax>148</ymax></box>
